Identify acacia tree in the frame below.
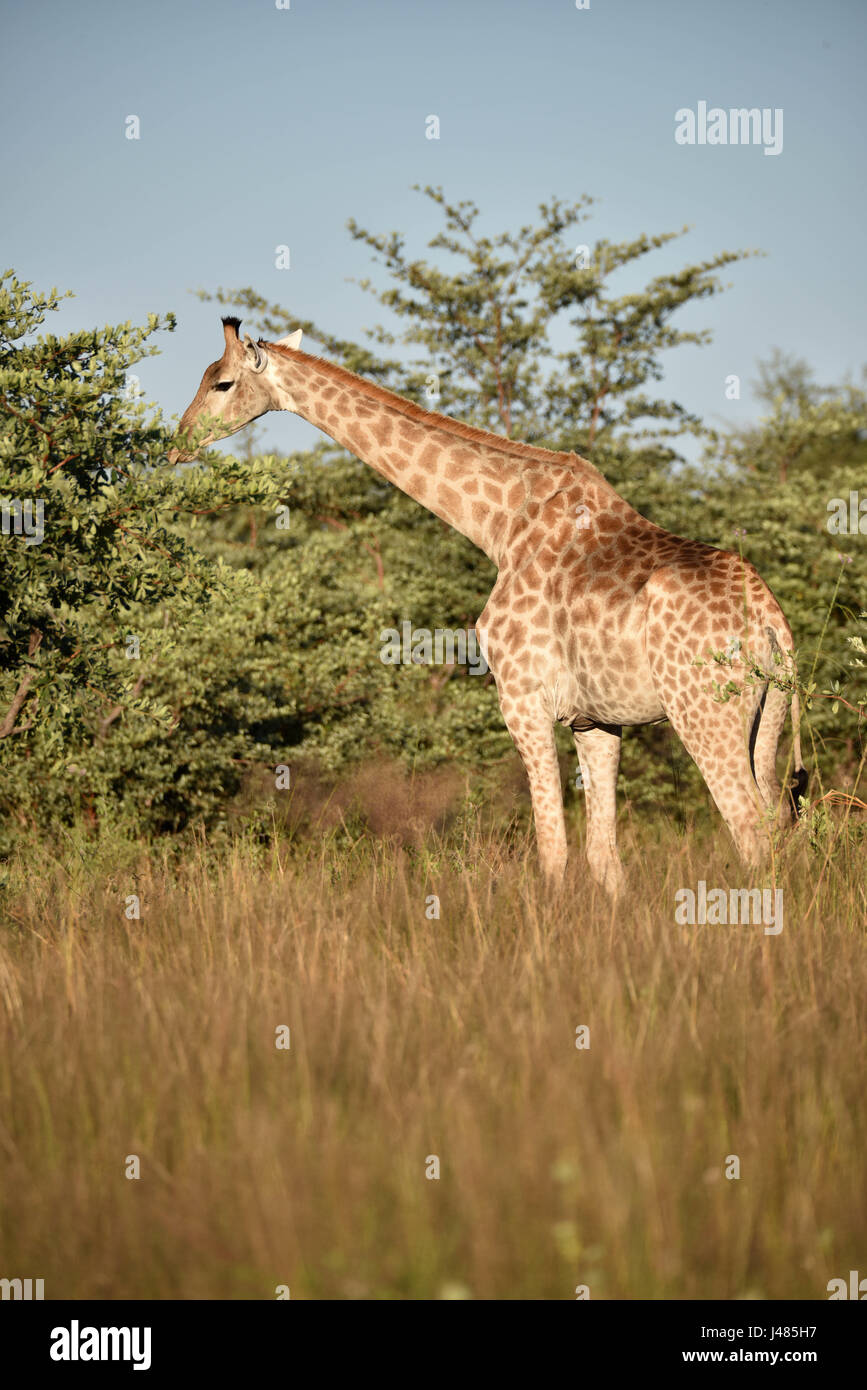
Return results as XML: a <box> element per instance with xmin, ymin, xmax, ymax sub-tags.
<box><xmin>199</xmin><ymin>184</ymin><xmax>750</xmax><ymax>466</ymax></box>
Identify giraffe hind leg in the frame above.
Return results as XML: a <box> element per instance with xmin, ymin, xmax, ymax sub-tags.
<box><xmin>572</xmin><ymin>725</ymin><xmax>626</xmax><ymax>898</ymax></box>
<box><xmin>664</xmin><ymin>691</ymin><xmax>770</xmax><ymax>868</ymax></box>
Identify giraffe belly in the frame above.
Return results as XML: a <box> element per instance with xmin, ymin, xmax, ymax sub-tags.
<box><xmin>553</xmin><ymin>682</ymin><xmax>666</xmax><ymax>727</ymax></box>
<box><xmin>549</xmin><ymin>642</ymin><xmax>666</xmax><ymax>727</ymax></box>
<box><xmin>479</xmin><ymin>593</ymin><xmax>665</xmax><ymax>726</ymax></box>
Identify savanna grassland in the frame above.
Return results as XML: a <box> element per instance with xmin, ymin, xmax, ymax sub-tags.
<box><xmin>0</xmin><ymin>779</ymin><xmax>864</xmax><ymax>1301</ymax></box>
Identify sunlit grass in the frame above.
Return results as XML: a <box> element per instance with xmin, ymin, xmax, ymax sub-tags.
<box><xmin>0</xmin><ymin>804</ymin><xmax>864</xmax><ymax>1299</ymax></box>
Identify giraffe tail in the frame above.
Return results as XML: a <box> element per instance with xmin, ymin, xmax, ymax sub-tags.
<box><xmin>765</xmin><ymin>625</ymin><xmax>808</xmax><ymax>819</ymax></box>
<box><xmin>788</xmin><ymin>686</ymin><xmax>809</xmax><ymax>818</ymax></box>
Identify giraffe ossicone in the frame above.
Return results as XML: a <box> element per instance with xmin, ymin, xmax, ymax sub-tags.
<box><xmin>171</xmin><ymin>318</ymin><xmax>807</xmax><ymax>896</ymax></box>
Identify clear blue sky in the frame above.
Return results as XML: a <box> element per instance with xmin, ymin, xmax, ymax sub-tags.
<box><xmin>3</xmin><ymin>0</ymin><xmax>865</xmax><ymax>461</ymax></box>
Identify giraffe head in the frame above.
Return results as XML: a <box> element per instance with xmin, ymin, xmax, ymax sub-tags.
<box><xmin>169</xmin><ymin>317</ymin><xmax>303</xmax><ymax>461</ymax></box>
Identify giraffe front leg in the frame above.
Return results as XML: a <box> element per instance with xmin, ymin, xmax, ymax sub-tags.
<box><xmin>573</xmin><ymin>725</ymin><xmax>626</xmax><ymax>899</ymax></box>
<box><xmin>499</xmin><ymin>693</ymin><xmax>568</xmax><ymax>886</ymax></box>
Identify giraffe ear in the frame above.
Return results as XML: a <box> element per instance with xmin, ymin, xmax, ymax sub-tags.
<box><xmin>275</xmin><ymin>329</ymin><xmax>303</xmax><ymax>351</ymax></box>
<box><xmin>243</xmin><ymin>335</ymin><xmax>268</xmax><ymax>372</ymax></box>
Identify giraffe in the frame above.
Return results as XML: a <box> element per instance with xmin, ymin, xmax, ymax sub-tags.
<box><xmin>170</xmin><ymin>317</ymin><xmax>807</xmax><ymax>895</ymax></box>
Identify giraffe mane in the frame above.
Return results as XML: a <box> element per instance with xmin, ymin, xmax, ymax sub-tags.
<box><xmin>266</xmin><ymin>342</ymin><xmax>601</xmax><ymax>472</ymax></box>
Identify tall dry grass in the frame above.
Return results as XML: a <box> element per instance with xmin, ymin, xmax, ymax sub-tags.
<box><xmin>0</xmin><ymin>796</ymin><xmax>864</xmax><ymax>1299</ymax></box>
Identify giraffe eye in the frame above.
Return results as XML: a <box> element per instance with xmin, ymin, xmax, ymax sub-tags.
<box><xmin>213</xmin><ymin>381</ymin><xmax>234</xmax><ymax>392</ymax></box>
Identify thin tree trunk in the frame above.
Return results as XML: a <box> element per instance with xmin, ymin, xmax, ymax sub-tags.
<box><xmin>0</xmin><ymin>630</ymin><xmax>42</xmax><ymax>738</ymax></box>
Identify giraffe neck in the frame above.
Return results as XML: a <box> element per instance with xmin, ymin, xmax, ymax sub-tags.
<box><xmin>267</xmin><ymin>346</ymin><xmax>618</xmax><ymax>564</ymax></box>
